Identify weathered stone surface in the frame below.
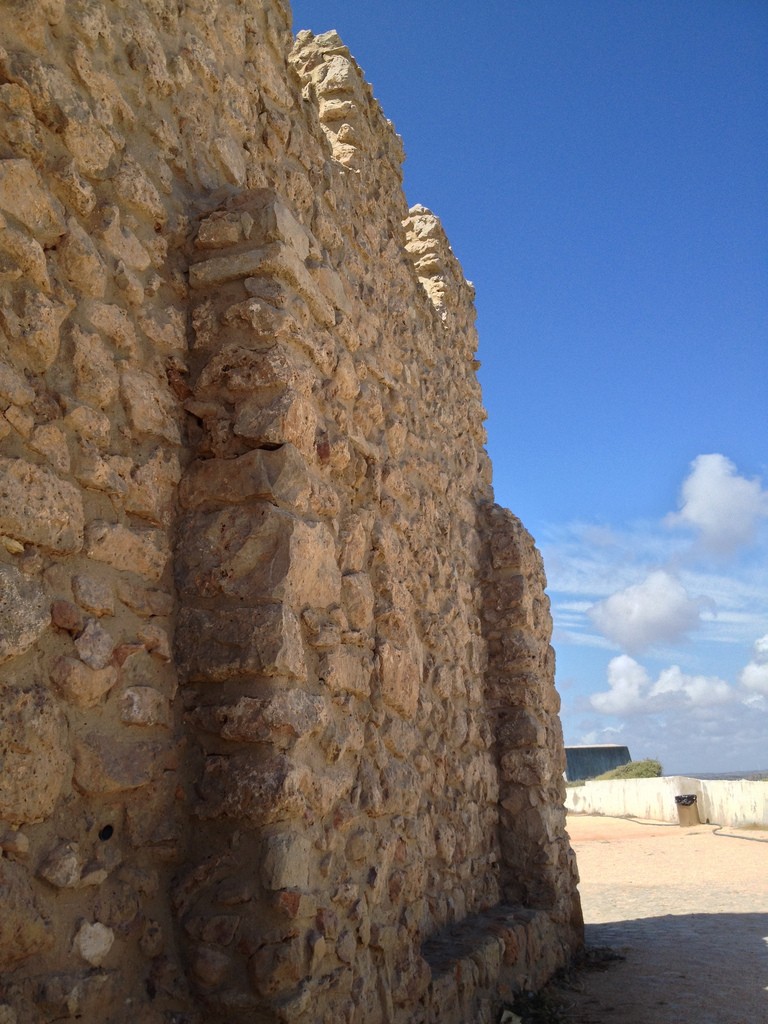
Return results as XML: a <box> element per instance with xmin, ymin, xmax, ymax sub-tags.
<box><xmin>72</xmin><ymin>326</ymin><xmax>118</xmax><ymax>407</ymax></box>
<box><xmin>85</xmin><ymin>521</ymin><xmax>170</xmax><ymax>581</ymax></box>
<box><xmin>59</xmin><ymin>220</ymin><xmax>107</xmax><ymax>297</ymax></box>
<box><xmin>0</xmin><ymin>858</ymin><xmax>53</xmax><ymax>969</ymax></box>
<box><xmin>72</xmin><ymin>574</ymin><xmax>114</xmax><ymax>616</ymax></box>
<box><xmin>37</xmin><ymin>842</ymin><xmax>83</xmax><ymax>889</ymax></box>
<box><xmin>0</xmin><ymin>686</ymin><xmax>69</xmax><ymax>826</ymax></box>
<box><xmin>1</xmin><ymin>287</ymin><xmax>70</xmax><ymax>372</ymax></box>
<box><xmin>261</xmin><ymin>831</ymin><xmax>311</xmax><ymax>890</ymax></box>
<box><xmin>72</xmin><ymin>922</ymin><xmax>114</xmax><ymax>966</ymax></box>
<box><xmin>378</xmin><ymin>641</ymin><xmax>421</xmax><ymax>717</ymax></box>
<box><xmin>116</xmin><ymin>580</ymin><xmax>173</xmax><ymax>617</ymax></box>
<box><xmin>321</xmin><ymin>647</ymin><xmax>372</xmax><ymax>698</ymax></box>
<box><xmin>195</xmin><ymin>344</ymin><xmax>314</xmax><ymax>401</ymax></box>
<box><xmin>120</xmin><ymin>686</ymin><xmax>171</xmax><ymax>728</ymax></box>
<box><xmin>196</xmin><ymin>754</ymin><xmax>311</xmax><ymax>826</ymax></box>
<box><xmin>0</xmin><ymin>458</ymin><xmax>84</xmax><ymax>553</ymax></box>
<box><xmin>0</xmin><ymin>360</ymin><xmax>34</xmax><ymax>406</ymax></box>
<box><xmin>73</xmin><ymin>733</ymin><xmax>169</xmax><ymax>794</ymax></box>
<box><xmin>233</xmin><ymin>389</ymin><xmax>317</xmax><ymax>456</ymax></box>
<box><xmin>124</xmin><ymin>448</ymin><xmax>181</xmax><ymax>525</ymax></box>
<box><xmin>74</xmin><ymin>618</ymin><xmax>114</xmax><ymax>669</ymax></box>
<box><xmin>341</xmin><ymin>572</ymin><xmax>374</xmax><ymax>631</ymax></box>
<box><xmin>0</xmin><ymin>564</ymin><xmax>49</xmax><ymax>663</ymax></box>
<box><xmin>178</xmin><ymin>445</ymin><xmax>309</xmax><ymax>512</ymax></box>
<box><xmin>189</xmin><ymin>690</ymin><xmax>327</xmax><ymax>745</ymax></box>
<box><xmin>176</xmin><ymin>505</ymin><xmax>340</xmax><ymax>607</ymax></box>
<box><xmin>120</xmin><ymin>367</ymin><xmax>180</xmax><ymax>444</ymax></box>
<box><xmin>0</xmin><ymin>159</ymin><xmax>66</xmax><ymax>243</ymax></box>
<box><xmin>50</xmin><ymin>657</ymin><xmax>117</xmax><ymax>708</ymax></box>
<box><xmin>176</xmin><ymin>605</ymin><xmax>306</xmax><ymax>682</ymax></box>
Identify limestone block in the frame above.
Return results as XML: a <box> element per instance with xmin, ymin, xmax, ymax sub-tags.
<box><xmin>119</xmin><ymin>686</ymin><xmax>171</xmax><ymax>728</ymax></box>
<box><xmin>498</xmin><ymin>709</ymin><xmax>547</xmax><ymax>750</ymax></box>
<box><xmin>113</xmin><ymin>154</ymin><xmax>166</xmax><ymax>223</ymax></box>
<box><xmin>209</xmin><ymin>135</ymin><xmax>246</xmax><ymax>186</ymax></box>
<box><xmin>124</xmin><ymin>776</ymin><xmax>179</xmax><ymax>849</ymax></box>
<box><xmin>196</xmin><ymin>192</ymin><xmax>312</xmax><ymax>260</ymax></box>
<box><xmin>73</xmin><ymin>921</ymin><xmax>114</xmax><ymax>966</ymax></box>
<box><xmin>37</xmin><ymin>841</ymin><xmax>83</xmax><ymax>889</ymax></box>
<box><xmin>85</xmin><ymin>302</ymin><xmax>139</xmax><ymax>357</ymax></box>
<box><xmin>0</xmin><ymin>563</ymin><xmax>49</xmax><ymax>663</ymax></box>
<box><xmin>74</xmin><ymin>449</ymin><xmax>131</xmax><ymax>496</ymax></box>
<box><xmin>0</xmin><ymin>457</ymin><xmax>84</xmax><ymax>552</ymax></box>
<box><xmin>176</xmin><ymin>504</ymin><xmax>340</xmax><ymax>608</ymax></box>
<box><xmin>178</xmin><ymin>444</ymin><xmax>309</xmax><ymax>512</ymax></box>
<box><xmin>0</xmin><ymin>216</ymin><xmax>50</xmax><ymax>290</ymax></box>
<box><xmin>116</xmin><ymin>580</ymin><xmax>173</xmax><ymax>617</ymax></box>
<box><xmin>320</xmin><ymin>647</ymin><xmax>372</xmax><ymax>698</ymax></box>
<box><xmin>124</xmin><ymin>448</ymin><xmax>181</xmax><ymax>525</ymax></box>
<box><xmin>72</xmin><ymin>573</ymin><xmax>114</xmax><ymax>616</ymax></box>
<box><xmin>189</xmin><ymin>690</ymin><xmax>327</xmax><ymax>745</ymax></box>
<box><xmin>74</xmin><ymin>618</ymin><xmax>114</xmax><ymax>669</ymax></box>
<box><xmin>176</xmin><ymin>605</ymin><xmax>306</xmax><ymax>682</ymax></box>
<box><xmin>341</xmin><ymin>572</ymin><xmax>374</xmax><ymax>631</ymax></box>
<box><xmin>28</xmin><ymin>422</ymin><xmax>70</xmax><ymax>474</ymax></box>
<box><xmin>196</xmin><ymin>342</ymin><xmax>314</xmax><ymax>400</ymax></box>
<box><xmin>85</xmin><ymin>520</ymin><xmax>170</xmax><ymax>581</ymax></box>
<box><xmin>138</xmin><ymin>306</ymin><xmax>186</xmax><ymax>352</ymax></box>
<box><xmin>190</xmin><ymin>242</ymin><xmax>334</xmax><ymax>326</ymax></box>
<box><xmin>3</xmin><ymin>403</ymin><xmax>33</xmax><ymax>438</ymax></box>
<box><xmin>220</xmin><ymin>295</ymin><xmax>305</xmax><ymax>345</ymax></box>
<box><xmin>1</xmin><ymin>287</ymin><xmax>69</xmax><ymax>372</ymax></box>
<box><xmin>50</xmin><ymin>657</ymin><xmax>117</xmax><ymax>708</ymax></box>
<box><xmin>0</xmin><ymin>685</ymin><xmax>69</xmax><ymax>826</ymax></box>
<box><xmin>196</xmin><ymin>753</ymin><xmax>310</xmax><ymax>826</ymax></box>
<box><xmin>234</xmin><ymin>388</ymin><xmax>317</xmax><ymax>456</ymax></box>
<box><xmin>52</xmin><ymin>158</ymin><xmax>96</xmax><ymax>217</ymax></box>
<box><xmin>66</xmin><ymin>405</ymin><xmax>112</xmax><ymax>449</ymax></box>
<box><xmin>73</xmin><ymin>732</ymin><xmax>169</xmax><ymax>794</ymax></box>
<box><xmin>58</xmin><ymin>219</ymin><xmax>107</xmax><ymax>297</ymax></box>
<box><xmin>0</xmin><ymin>858</ymin><xmax>53</xmax><ymax>969</ymax></box>
<box><xmin>0</xmin><ymin>360</ymin><xmax>34</xmax><ymax>406</ymax></box>
<box><xmin>0</xmin><ymin>158</ymin><xmax>66</xmax><ymax>243</ymax></box>
<box><xmin>137</xmin><ymin>621</ymin><xmax>172</xmax><ymax>661</ymax></box>
<box><xmin>377</xmin><ymin>641</ymin><xmax>420</xmax><ymax>717</ymax></box>
<box><xmin>97</xmin><ymin>207</ymin><xmax>151</xmax><ymax>270</ymax></box>
<box><xmin>72</xmin><ymin>326</ymin><xmax>118</xmax><ymax>407</ymax></box>
<box><xmin>261</xmin><ymin>831</ymin><xmax>311</xmax><ymax>890</ymax></box>
<box><xmin>339</xmin><ymin>516</ymin><xmax>368</xmax><ymax>573</ymax></box>
<box><xmin>120</xmin><ymin>367</ymin><xmax>180</xmax><ymax>444</ymax></box>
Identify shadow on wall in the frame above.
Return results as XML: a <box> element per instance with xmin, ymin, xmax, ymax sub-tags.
<box><xmin>579</xmin><ymin>913</ymin><xmax>768</xmax><ymax>1023</ymax></box>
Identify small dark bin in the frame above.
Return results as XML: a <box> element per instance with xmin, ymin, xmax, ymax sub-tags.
<box><xmin>674</xmin><ymin>793</ymin><xmax>700</xmax><ymax>827</ymax></box>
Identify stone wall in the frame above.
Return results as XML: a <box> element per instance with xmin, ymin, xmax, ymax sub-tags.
<box><xmin>0</xmin><ymin>3</ymin><xmax>581</xmax><ymax>1022</ymax></box>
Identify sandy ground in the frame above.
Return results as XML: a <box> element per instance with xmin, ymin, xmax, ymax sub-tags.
<box><xmin>555</xmin><ymin>813</ymin><xmax>768</xmax><ymax>1024</ymax></box>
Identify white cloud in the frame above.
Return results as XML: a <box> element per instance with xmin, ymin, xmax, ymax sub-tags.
<box><xmin>588</xmin><ymin>570</ymin><xmax>707</xmax><ymax>653</ymax></box>
<box><xmin>590</xmin><ymin>655</ymin><xmax>650</xmax><ymax>714</ymax></box>
<box><xmin>739</xmin><ymin>634</ymin><xmax>768</xmax><ymax>695</ymax></box>
<box><xmin>590</xmin><ymin>654</ymin><xmax>733</xmax><ymax>717</ymax></box>
<box><xmin>649</xmin><ymin>665</ymin><xmax>731</xmax><ymax>706</ymax></box>
<box><xmin>666</xmin><ymin>453</ymin><xmax>768</xmax><ymax>555</ymax></box>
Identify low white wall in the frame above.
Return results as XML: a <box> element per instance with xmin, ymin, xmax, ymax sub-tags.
<box><xmin>565</xmin><ymin>776</ymin><xmax>768</xmax><ymax>828</ymax></box>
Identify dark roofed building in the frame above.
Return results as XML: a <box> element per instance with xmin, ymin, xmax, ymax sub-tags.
<box><xmin>565</xmin><ymin>744</ymin><xmax>632</xmax><ymax>782</ymax></box>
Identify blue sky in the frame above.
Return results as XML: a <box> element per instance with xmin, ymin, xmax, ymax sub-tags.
<box><xmin>291</xmin><ymin>1</ymin><xmax>768</xmax><ymax>774</ymax></box>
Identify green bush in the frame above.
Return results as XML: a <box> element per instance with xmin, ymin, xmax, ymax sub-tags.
<box><xmin>593</xmin><ymin>758</ymin><xmax>663</xmax><ymax>781</ymax></box>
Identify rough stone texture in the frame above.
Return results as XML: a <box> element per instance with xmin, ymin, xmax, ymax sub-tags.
<box><xmin>0</xmin><ymin>4</ymin><xmax>581</xmax><ymax>1023</ymax></box>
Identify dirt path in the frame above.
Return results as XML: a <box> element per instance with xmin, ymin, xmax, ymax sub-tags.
<box><xmin>554</xmin><ymin>814</ymin><xmax>768</xmax><ymax>1024</ymax></box>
